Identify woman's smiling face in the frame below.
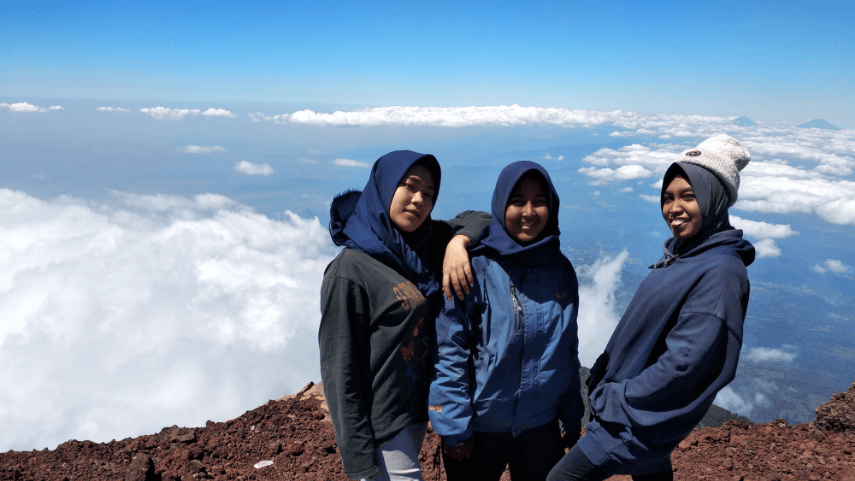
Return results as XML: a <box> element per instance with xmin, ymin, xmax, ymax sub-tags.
<box><xmin>504</xmin><ymin>177</ymin><xmax>549</xmax><ymax>244</ymax></box>
<box><xmin>662</xmin><ymin>174</ymin><xmax>702</xmax><ymax>238</ymax></box>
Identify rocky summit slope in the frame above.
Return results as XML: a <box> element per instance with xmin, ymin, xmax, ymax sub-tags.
<box><xmin>1</xmin><ymin>382</ymin><xmax>854</xmax><ymax>481</ymax></box>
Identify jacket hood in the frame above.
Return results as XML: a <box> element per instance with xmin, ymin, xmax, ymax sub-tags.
<box><xmin>653</xmin><ymin>228</ymin><xmax>755</xmax><ymax>269</ymax></box>
<box><xmin>327</xmin><ymin>150</ymin><xmax>442</xmax><ymax>298</ymax></box>
<box><xmin>477</xmin><ymin>161</ymin><xmax>561</xmax><ymax>267</ymax></box>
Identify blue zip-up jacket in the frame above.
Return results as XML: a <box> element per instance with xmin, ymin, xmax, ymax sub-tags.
<box><xmin>428</xmin><ymin>161</ymin><xmax>582</xmax><ymax>446</ymax></box>
<box><xmin>429</xmin><ymin>254</ymin><xmax>582</xmax><ymax>445</ymax></box>
<box><xmin>580</xmin><ymin>229</ymin><xmax>754</xmax><ymax>475</ymax></box>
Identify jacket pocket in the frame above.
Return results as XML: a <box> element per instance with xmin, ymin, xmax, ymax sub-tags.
<box><xmin>583</xmin><ymin>421</ymin><xmax>627</xmax><ymax>465</ymax></box>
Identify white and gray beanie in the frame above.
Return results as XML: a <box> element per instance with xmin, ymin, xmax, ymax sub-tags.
<box><xmin>674</xmin><ymin>134</ymin><xmax>750</xmax><ymax>207</ymax></box>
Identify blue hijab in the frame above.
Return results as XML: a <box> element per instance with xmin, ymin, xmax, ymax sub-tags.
<box><xmin>328</xmin><ymin>150</ymin><xmax>442</xmax><ymax>298</ymax></box>
<box><xmin>476</xmin><ymin>161</ymin><xmax>561</xmax><ymax>267</ymax></box>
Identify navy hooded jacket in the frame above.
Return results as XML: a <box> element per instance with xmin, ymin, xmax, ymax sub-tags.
<box><xmin>579</xmin><ymin>195</ymin><xmax>755</xmax><ymax>474</ymax></box>
<box><xmin>429</xmin><ymin>161</ymin><xmax>583</xmax><ymax>445</ymax></box>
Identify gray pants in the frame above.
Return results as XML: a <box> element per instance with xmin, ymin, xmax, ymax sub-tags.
<box><xmin>362</xmin><ymin>422</ymin><xmax>428</xmax><ymax>481</ymax></box>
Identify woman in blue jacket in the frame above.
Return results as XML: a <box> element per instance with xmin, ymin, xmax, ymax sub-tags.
<box><xmin>429</xmin><ymin>161</ymin><xmax>583</xmax><ymax>481</ymax></box>
<box><xmin>320</xmin><ymin>150</ymin><xmax>490</xmax><ymax>480</ymax></box>
<box><xmin>547</xmin><ymin>135</ymin><xmax>755</xmax><ymax>481</ymax></box>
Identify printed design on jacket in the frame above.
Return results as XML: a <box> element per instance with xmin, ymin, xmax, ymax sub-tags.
<box><xmin>393</xmin><ymin>280</ymin><xmax>426</xmax><ymax>312</ymax></box>
<box><xmin>394</xmin><ymin>280</ymin><xmax>430</xmax><ymax>385</ymax></box>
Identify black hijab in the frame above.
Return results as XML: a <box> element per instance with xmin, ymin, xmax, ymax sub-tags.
<box><xmin>655</xmin><ymin>161</ymin><xmax>733</xmax><ymax>265</ymax></box>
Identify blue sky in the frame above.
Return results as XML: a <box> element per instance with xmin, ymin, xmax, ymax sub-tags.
<box><xmin>1</xmin><ymin>0</ymin><xmax>855</xmax><ymax>452</ymax></box>
<box><xmin>3</xmin><ymin>0</ymin><xmax>854</xmax><ymax>126</ymax></box>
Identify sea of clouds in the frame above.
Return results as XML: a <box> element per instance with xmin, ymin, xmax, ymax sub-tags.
<box><xmin>0</xmin><ymin>188</ymin><xmax>637</xmax><ymax>452</ymax></box>
<box><xmin>0</xmin><ymin>190</ymin><xmax>337</xmax><ymax>451</ymax></box>
<box><xmin>3</xmin><ymin>101</ymin><xmax>853</xmax><ymax>449</ymax></box>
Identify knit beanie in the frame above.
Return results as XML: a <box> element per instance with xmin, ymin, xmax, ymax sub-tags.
<box><xmin>673</xmin><ymin>134</ymin><xmax>750</xmax><ymax>207</ymax></box>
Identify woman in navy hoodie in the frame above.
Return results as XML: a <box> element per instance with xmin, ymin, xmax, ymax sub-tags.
<box><xmin>320</xmin><ymin>150</ymin><xmax>490</xmax><ymax>481</ymax></box>
<box><xmin>429</xmin><ymin>161</ymin><xmax>583</xmax><ymax>481</ymax></box>
<box><xmin>547</xmin><ymin>135</ymin><xmax>756</xmax><ymax>481</ymax></box>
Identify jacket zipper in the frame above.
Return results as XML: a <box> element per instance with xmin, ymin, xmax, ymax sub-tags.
<box><xmin>510</xmin><ymin>282</ymin><xmax>522</xmax><ymax>333</ymax></box>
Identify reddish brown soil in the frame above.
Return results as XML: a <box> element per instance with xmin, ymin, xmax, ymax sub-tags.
<box><xmin>2</xmin><ymin>382</ymin><xmax>853</xmax><ymax>481</ymax></box>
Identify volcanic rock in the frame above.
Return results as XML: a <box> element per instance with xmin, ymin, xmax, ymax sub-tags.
<box><xmin>814</xmin><ymin>381</ymin><xmax>855</xmax><ymax>435</ymax></box>
<box><xmin>1</xmin><ymin>380</ymin><xmax>853</xmax><ymax>480</ymax></box>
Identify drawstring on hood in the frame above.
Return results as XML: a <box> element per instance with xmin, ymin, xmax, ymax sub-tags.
<box><xmin>328</xmin><ymin>150</ymin><xmax>442</xmax><ymax>298</ymax></box>
<box><xmin>476</xmin><ymin>161</ymin><xmax>561</xmax><ymax>267</ymax></box>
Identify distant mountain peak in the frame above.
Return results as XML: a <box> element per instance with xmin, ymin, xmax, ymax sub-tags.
<box><xmin>797</xmin><ymin>119</ymin><xmax>840</xmax><ymax>130</ymax></box>
<box><xmin>732</xmin><ymin>116</ymin><xmax>756</xmax><ymax>126</ymax></box>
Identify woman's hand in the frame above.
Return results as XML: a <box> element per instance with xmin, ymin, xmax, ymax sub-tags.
<box><xmin>442</xmin><ymin>235</ymin><xmax>474</xmax><ymax>301</ymax></box>
<box><xmin>442</xmin><ymin>440</ymin><xmax>474</xmax><ymax>461</ymax></box>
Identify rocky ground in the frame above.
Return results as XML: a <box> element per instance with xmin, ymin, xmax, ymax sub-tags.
<box><xmin>1</xmin><ymin>382</ymin><xmax>853</xmax><ymax>481</ymax></box>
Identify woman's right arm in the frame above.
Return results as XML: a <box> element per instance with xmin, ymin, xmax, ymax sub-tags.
<box><xmin>319</xmin><ymin>274</ymin><xmax>381</xmax><ymax>479</ymax></box>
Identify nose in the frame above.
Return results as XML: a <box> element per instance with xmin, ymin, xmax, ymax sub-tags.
<box><xmin>667</xmin><ymin>199</ymin><xmax>683</xmax><ymax>216</ymax></box>
<box><xmin>411</xmin><ymin>191</ymin><xmax>425</xmax><ymax>206</ymax></box>
<box><xmin>521</xmin><ymin>202</ymin><xmax>534</xmax><ymax>216</ymax></box>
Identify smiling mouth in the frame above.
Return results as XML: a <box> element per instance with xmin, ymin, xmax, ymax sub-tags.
<box><xmin>671</xmin><ymin>219</ymin><xmax>686</xmax><ymax>227</ymax></box>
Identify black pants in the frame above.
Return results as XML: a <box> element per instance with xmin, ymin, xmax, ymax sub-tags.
<box><xmin>442</xmin><ymin>421</ymin><xmax>565</xmax><ymax>481</ymax></box>
<box><xmin>546</xmin><ymin>444</ymin><xmax>673</xmax><ymax>481</ymax></box>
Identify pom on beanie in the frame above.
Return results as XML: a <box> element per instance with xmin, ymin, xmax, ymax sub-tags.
<box><xmin>674</xmin><ymin>134</ymin><xmax>750</xmax><ymax>207</ymax></box>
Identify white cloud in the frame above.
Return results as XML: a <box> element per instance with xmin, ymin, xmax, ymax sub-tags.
<box><xmin>234</xmin><ymin>161</ymin><xmax>274</xmax><ymax>176</ymax></box>
<box><xmin>729</xmin><ymin>216</ymin><xmax>798</xmax><ymax>239</ymax></box>
<box><xmin>752</xmin><ymin>238</ymin><xmax>782</xmax><ymax>258</ymax></box>
<box><xmin>253</xmin><ymin>105</ymin><xmax>625</xmax><ymax>128</ymax></box>
<box><xmin>579</xmin><ymin>165</ymin><xmax>653</xmax><ymax>184</ymax></box>
<box><xmin>97</xmin><ymin>107</ymin><xmax>130</xmax><ymax>112</ymax></box>
<box><xmin>813</xmin><ymin>259</ymin><xmax>849</xmax><ymax>274</ymax></box>
<box><xmin>248</xmin><ymin>112</ymin><xmax>290</xmax><ymax>124</ymax></box>
<box><xmin>576</xmin><ymin>250</ymin><xmax>629</xmax><ymax>367</ymax></box>
<box><xmin>334</xmin><ymin>158</ymin><xmax>371</xmax><ymax>168</ymax></box>
<box><xmin>639</xmin><ymin>194</ymin><xmax>659</xmax><ymax>203</ymax></box>
<box><xmin>0</xmin><ymin>189</ymin><xmax>338</xmax><ymax>451</ymax></box>
<box><xmin>251</xmin><ymin>106</ymin><xmax>855</xmax><ymax>226</ymax></box>
<box><xmin>714</xmin><ymin>386</ymin><xmax>755</xmax><ymax>416</ymax></box>
<box><xmin>576</xmin><ymin>125</ymin><xmax>855</xmax><ymax>226</ymax></box>
<box><xmin>544</xmin><ymin>153</ymin><xmax>565</xmax><ymax>161</ymax></box>
<box><xmin>744</xmin><ymin>347</ymin><xmax>797</xmax><ymax>363</ymax></box>
<box><xmin>201</xmin><ymin>108</ymin><xmax>236</xmax><ymax>118</ymax></box>
<box><xmin>729</xmin><ymin>215</ymin><xmax>797</xmax><ymax>258</ymax></box>
<box><xmin>49</xmin><ymin>105</ymin><xmax>63</xmax><ymax>110</ymax></box>
<box><xmin>582</xmin><ymin>144</ymin><xmax>678</xmax><ymax>169</ymax></box>
<box><xmin>140</xmin><ymin>106</ymin><xmax>202</xmax><ymax>120</ymax></box>
<box><xmin>0</xmin><ymin>102</ymin><xmax>49</xmax><ymax>113</ymax></box>
<box><xmin>737</xmin><ymin>166</ymin><xmax>855</xmax><ymax>225</ymax></box>
<box><xmin>177</xmin><ymin>145</ymin><xmax>226</xmax><ymax>154</ymax></box>
<box><xmin>620</xmin><ymin>187</ymin><xmax>633</xmax><ymax>193</ymax></box>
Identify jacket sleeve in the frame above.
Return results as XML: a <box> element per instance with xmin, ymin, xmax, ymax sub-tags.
<box><xmin>319</xmin><ymin>274</ymin><xmax>379</xmax><ymax>479</ymax></box>
<box><xmin>443</xmin><ymin>210</ymin><xmax>492</xmax><ymax>244</ymax></box>
<box><xmin>558</xmin><ymin>287</ymin><xmax>584</xmax><ymax>437</ymax></box>
<box><xmin>428</xmin><ymin>293</ymin><xmax>476</xmax><ymax>446</ymax></box>
<box><xmin>590</xmin><ymin>259</ymin><xmax>749</xmax><ymax>428</ymax></box>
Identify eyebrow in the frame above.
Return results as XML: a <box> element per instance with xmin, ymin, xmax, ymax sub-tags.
<box><xmin>406</xmin><ymin>176</ymin><xmax>435</xmax><ymax>193</ymax></box>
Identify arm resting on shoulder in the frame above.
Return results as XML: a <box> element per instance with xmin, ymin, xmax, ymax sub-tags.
<box><xmin>442</xmin><ymin>211</ymin><xmax>492</xmax><ymax>300</ymax></box>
